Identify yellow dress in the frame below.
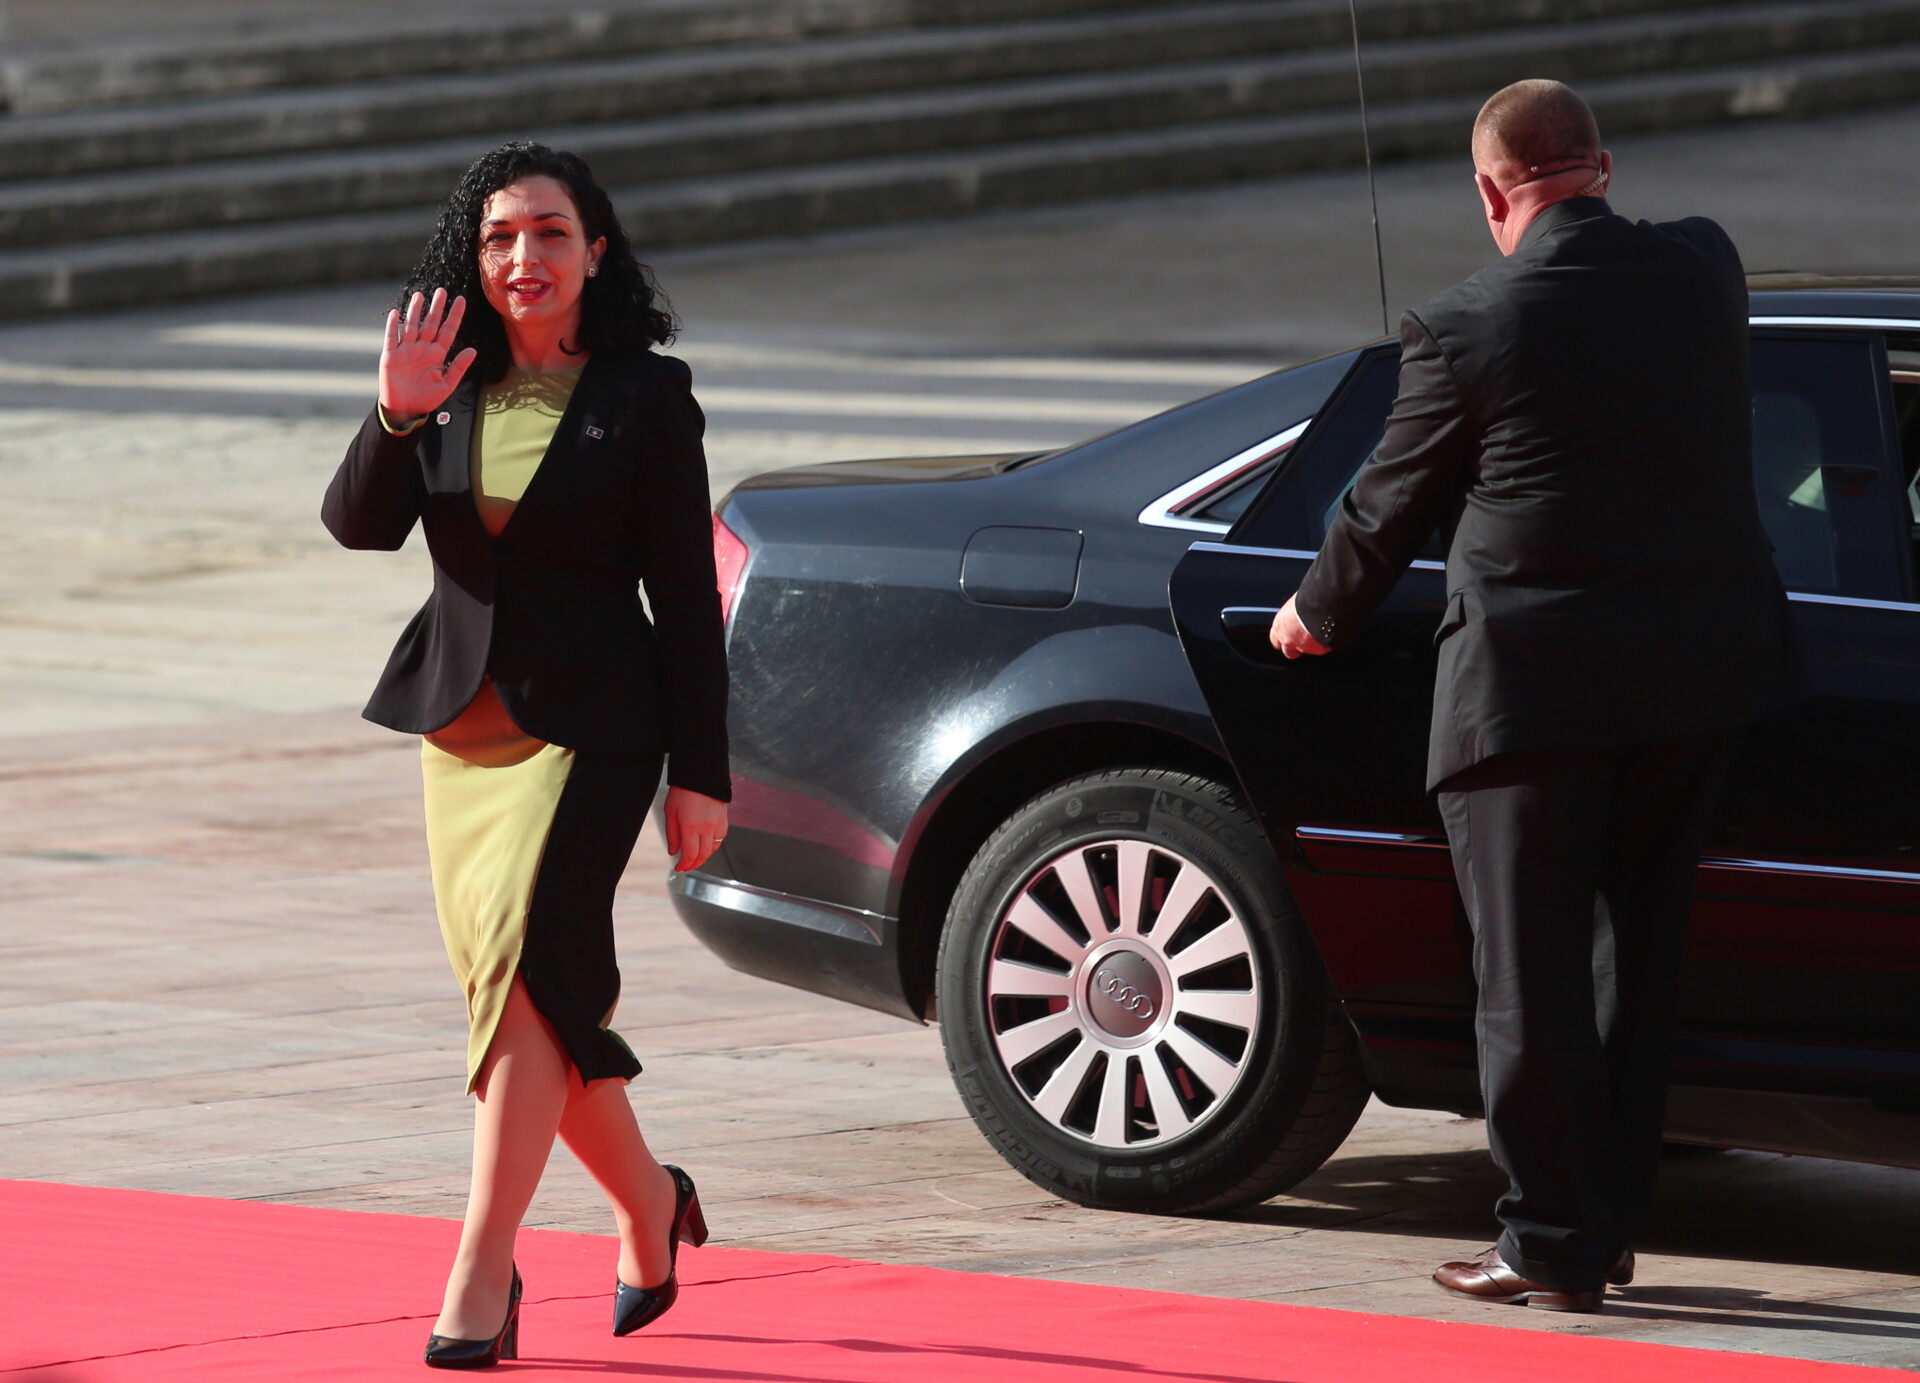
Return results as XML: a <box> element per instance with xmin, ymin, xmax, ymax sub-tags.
<box><xmin>418</xmin><ymin>368</ymin><xmax>645</xmax><ymax>1094</ymax></box>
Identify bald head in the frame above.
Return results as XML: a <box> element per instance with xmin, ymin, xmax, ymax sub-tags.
<box><xmin>1473</xmin><ymin>80</ymin><xmax>1602</xmax><ymax>190</ymax></box>
<box><xmin>1470</xmin><ymin>80</ymin><xmax>1609</xmax><ymax>256</ymax></box>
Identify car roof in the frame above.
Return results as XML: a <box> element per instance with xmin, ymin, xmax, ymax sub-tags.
<box><xmin>1747</xmin><ymin>275</ymin><xmax>1920</xmax><ymax>325</ymax></box>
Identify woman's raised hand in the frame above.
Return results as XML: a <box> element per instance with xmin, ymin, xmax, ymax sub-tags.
<box><xmin>378</xmin><ymin>288</ymin><xmax>478</xmax><ymax>425</ymax></box>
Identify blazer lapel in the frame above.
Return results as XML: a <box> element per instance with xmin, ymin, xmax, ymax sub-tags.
<box><xmin>412</xmin><ymin>377</ymin><xmax>498</xmax><ymax>588</ymax></box>
<box><xmin>434</xmin><ymin>376</ymin><xmax>483</xmax><ymax>520</ymax></box>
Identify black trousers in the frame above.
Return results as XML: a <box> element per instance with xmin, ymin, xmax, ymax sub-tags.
<box><xmin>1436</xmin><ymin>730</ymin><xmax>1734</xmax><ymax>1291</ymax></box>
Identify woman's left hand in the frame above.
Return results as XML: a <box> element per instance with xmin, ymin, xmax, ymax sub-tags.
<box><xmin>664</xmin><ymin>787</ymin><xmax>729</xmax><ymax>872</ymax></box>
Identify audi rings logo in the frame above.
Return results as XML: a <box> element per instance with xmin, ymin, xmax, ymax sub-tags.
<box><xmin>1095</xmin><ymin>968</ymin><xmax>1155</xmax><ymax>1019</ymax></box>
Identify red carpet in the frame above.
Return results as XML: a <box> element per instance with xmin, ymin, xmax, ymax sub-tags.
<box><xmin>1</xmin><ymin>1179</ymin><xmax>1898</xmax><ymax>1381</ymax></box>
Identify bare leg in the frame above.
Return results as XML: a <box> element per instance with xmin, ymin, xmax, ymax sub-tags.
<box><xmin>559</xmin><ymin>1075</ymin><xmax>678</xmax><ymax>1288</ymax></box>
<box><xmin>433</xmin><ymin>976</ymin><xmax>570</xmax><ymax>1340</ymax></box>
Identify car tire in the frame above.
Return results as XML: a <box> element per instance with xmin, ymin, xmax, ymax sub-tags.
<box><xmin>936</xmin><ymin>766</ymin><xmax>1369</xmax><ymax>1214</ymax></box>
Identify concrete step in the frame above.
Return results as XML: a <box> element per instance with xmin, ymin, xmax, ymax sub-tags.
<box><xmin>0</xmin><ymin>0</ymin><xmax>1713</xmax><ymax>178</ymax></box>
<box><xmin>621</xmin><ymin>45</ymin><xmax>1920</xmax><ymax>238</ymax></box>
<box><xmin>0</xmin><ymin>0</ymin><xmax>1234</xmax><ymax>114</ymax></box>
<box><xmin>5</xmin><ymin>43</ymin><xmax>1916</xmax><ymax>321</ymax></box>
<box><xmin>6</xmin><ymin>0</ymin><xmax>1913</xmax><ymax>248</ymax></box>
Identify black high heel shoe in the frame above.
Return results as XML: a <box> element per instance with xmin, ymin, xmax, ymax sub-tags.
<box><xmin>612</xmin><ymin>1165</ymin><xmax>709</xmax><ymax>1337</ymax></box>
<box><xmin>425</xmin><ymin>1264</ymin><xmax>521</xmax><ymax>1369</ymax></box>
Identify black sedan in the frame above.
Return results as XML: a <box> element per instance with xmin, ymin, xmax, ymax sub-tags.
<box><xmin>670</xmin><ymin>280</ymin><xmax>1920</xmax><ymax>1214</ymax></box>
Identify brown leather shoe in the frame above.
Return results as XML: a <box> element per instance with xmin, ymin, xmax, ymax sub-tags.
<box><xmin>1432</xmin><ymin>1247</ymin><xmax>1604</xmax><ymax>1313</ymax></box>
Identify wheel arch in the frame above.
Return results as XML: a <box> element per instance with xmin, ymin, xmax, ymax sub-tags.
<box><xmin>893</xmin><ymin>714</ymin><xmax>1241</xmax><ymax>1021</ymax></box>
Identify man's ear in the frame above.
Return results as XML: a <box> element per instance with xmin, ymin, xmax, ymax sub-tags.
<box><xmin>1475</xmin><ymin>172</ymin><xmax>1508</xmax><ymax>230</ymax></box>
<box><xmin>1597</xmin><ymin>150</ymin><xmax>1613</xmax><ymax>192</ymax></box>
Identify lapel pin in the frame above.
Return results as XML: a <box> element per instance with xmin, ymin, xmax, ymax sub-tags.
<box><xmin>585</xmin><ymin>425</ymin><xmax>604</xmax><ymax>439</ymax></box>
<box><xmin>435</xmin><ymin>411</ymin><xmax>451</xmax><ymax>426</ymax></box>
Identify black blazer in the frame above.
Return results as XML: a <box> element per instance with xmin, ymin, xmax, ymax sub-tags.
<box><xmin>1294</xmin><ymin>198</ymin><xmax>1806</xmax><ymax>790</ymax></box>
<box><xmin>322</xmin><ymin>348</ymin><xmax>731</xmax><ymax>801</ymax></box>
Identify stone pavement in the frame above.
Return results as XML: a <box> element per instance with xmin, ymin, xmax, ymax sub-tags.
<box><xmin>2</xmin><ymin>108</ymin><xmax>1918</xmax><ymax>1370</ymax></box>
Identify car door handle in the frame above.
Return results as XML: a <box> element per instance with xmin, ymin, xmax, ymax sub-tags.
<box><xmin>1220</xmin><ymin>606</ymin><xmax>1285</xmax><ymax>659</ymax></box>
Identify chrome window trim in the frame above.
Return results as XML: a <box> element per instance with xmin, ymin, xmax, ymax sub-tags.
<box><xmin>1787</xmin><ymin>591</ymin><xmax>1920</xmax><ymax>614</ymax></box>
<box><xmin>1138</xmin><ymin>420</ymin><xmax>1311</xmax><ymax>533</ymax></box>
<box><xmin>1191</xmin><ymin>539</ymin><xmax>1317</xmax><ymax>560</ymax></box>
<box><xmin>1193</xmin><ymin>548</ymin><xmax>1917</xmax><ymax>606</ymax></box>
<box><xmin>1748</xmin><ymin>316</ymin><xmax>1920</xmax><ymax>331</ymax></box>
<box><xmin>1295</xmin><ymin>827</ymin><xmax>1920</xmax><ymax>885</ymax></box>
<box><xmin>1298</xmin><ymin>826</ymin><xmax>1445</xmax><ymax>846</ymax></box>
<box><xmin>1701</xmin><ymin>856</ymin><xmax>1920</xmax><ymax>885</ymax></box>
<box><xmin>1188</xmin><ymin>539</ymin><xmax>1442</xmax><ymax>571</ymax></box>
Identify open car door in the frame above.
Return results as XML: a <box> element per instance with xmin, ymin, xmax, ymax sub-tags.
<box><xmin>1165</xmin><ymin>346</ymin><xmax>1477</xmax><ymax>1108</ymax></box>
<box><xmin>1169</xmin><ymin>327</ymin><xmax>1920</xmax><ymax>1137</ymax></box>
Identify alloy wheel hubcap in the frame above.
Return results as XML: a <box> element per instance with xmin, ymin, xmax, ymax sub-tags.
<box><xmin>1084</xmin><ymin>943</ymin><xmax>1165</xmax><ymax>1042</ymax></box>
<box><xmin>983</xmin><ymin>838</ymin><xmax>1262</xmax><ymax>1150</ymax></box>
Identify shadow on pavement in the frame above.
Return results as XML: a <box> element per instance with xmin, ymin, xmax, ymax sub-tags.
<box><xmin>1608</xmin><ymin>1286</ymin><xmax>1920</xmax><ymax>1341</ymax></box>
<box><xmin>1223</xmin><ymin>1145</ymin><xmax>1920</xmax><ymax>1281</ymax></box>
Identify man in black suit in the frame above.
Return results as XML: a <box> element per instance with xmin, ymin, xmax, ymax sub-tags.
<box><xmin>1269</xmin><ymin>80</ymin><xmax>1805</xmax><ymax>1311</ymax></box>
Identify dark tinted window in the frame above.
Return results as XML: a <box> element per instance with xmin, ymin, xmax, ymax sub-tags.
<box><xmin>1750</xmin><ymin>335</ymin><xmax>1905</xmax><ymax>598</ymax></box>
<box><xmin>1229</xmin><ymin>350</ymin><xmax>1400</xmax><ymax>550</ymax></box>
<box><xmin>1177</xmin><ymin>431</ymin><xmax>1303</xmax><ymax>527</ymax></box>
<box><xmin>1188</xmin><ymin>459</ymin><xmax>1281</xmax><ymax>526</ymax></box>
<box><xmin>1887</xmin><ymin>344</ymin><xmax>1920</xmax><ymax>592</ymax></box>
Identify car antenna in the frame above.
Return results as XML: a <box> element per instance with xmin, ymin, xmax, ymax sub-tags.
<box><xmin>1347</xmin><ymin>0</ymin><xmax>1390</xmax><ymax>339</ymax></box>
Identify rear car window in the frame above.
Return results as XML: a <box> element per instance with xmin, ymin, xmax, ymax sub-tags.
<box><xmin>1750</xmin><ymin>335</ymin><xmax>1907</xmax><ymax>599</ymax></box>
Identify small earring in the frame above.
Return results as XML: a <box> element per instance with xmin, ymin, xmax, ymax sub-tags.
<box><xmin>587</xmin><ymin>267</ymin><xmax>597</xmax><ymax>277</ymax></box>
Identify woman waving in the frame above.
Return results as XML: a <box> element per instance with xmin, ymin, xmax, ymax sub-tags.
<box><xmin>323</xmin><ymin>140</ymin><xmax>726</xmax><ymax>1368</ymax></box>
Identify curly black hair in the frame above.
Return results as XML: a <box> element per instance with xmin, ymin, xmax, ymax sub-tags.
<box><xmin>397</xmin><ymin>140</ymin><xmax>677</xmax><ymax>383</ymax></box>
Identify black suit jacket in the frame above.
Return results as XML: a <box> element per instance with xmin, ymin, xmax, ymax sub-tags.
<box><xmin>322</xmin><ymin>348</ymin><xmax>731</xmax><ymax>801</ymax></box>
<box><xmin>1294</xmin><ymin>198</ymin><xmax>1806</xmax><ymax>790</ymax></box>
